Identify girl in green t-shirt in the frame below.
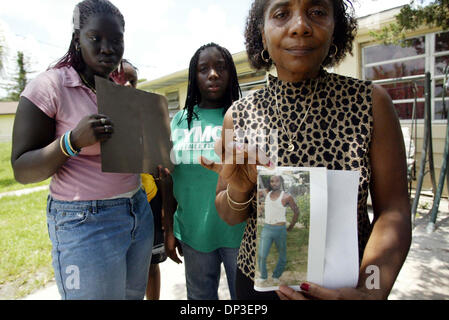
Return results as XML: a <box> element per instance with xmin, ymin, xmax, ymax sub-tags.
<box><xmin>164</xmin><ymin>43</ymin><xmax>245</xmax><ymax>300</ymax></box>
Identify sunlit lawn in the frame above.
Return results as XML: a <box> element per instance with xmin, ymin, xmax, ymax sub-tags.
<box><xmin>0</xmin><ymin>142</ymin><xmax>50</xmax><ymax>193</ymax></box>
<box><xmin>0</xmin><ymin>190</ymin><xmax>53</xmax><ymax>299</ymax></box>
<box><xmin>0</xmin><ymin>141</ymin><xmax>53</xmax><ymax>299</ymax></box>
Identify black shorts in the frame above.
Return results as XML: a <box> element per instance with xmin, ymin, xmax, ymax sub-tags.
<box><xmin>149</xmin><ymin>191</ymin><xmax>167</xmax><ymax>265</ymax></box>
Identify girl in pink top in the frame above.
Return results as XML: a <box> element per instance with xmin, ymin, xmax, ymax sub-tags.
<box><xmin>11</xmin><ymin>0</ymin><xmax>154</xmax><ymax>300</ymax></box>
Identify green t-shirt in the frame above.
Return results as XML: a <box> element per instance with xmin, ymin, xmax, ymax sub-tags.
<box><xmin>170</xmin><ymin>105</ymin><xmax>246</xmax><ymax>252</ymax></box>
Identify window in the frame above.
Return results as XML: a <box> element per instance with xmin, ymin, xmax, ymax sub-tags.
<box><xmin>364</xmin><ymin>59</ymin><xmax>425</xmax><ymax>81</ymax></box>
<box><xmin>436</xmin><ymin>31</ymin><xmax>449</xmax><ymax>52</ymax></box>
<box><xmin>166</xmin><ymin>91</ymin><xmax>179</xmax><ymax>119</ymax></box>
<box><xmin>238</xmin><ymin>71</ymin><xmax>266</xmax><ymax>97</ymax></box>
<box><xmin>362</xmin><ymin>31</ymin><xmax>449</xmax><ymax>121</ymax></box>
<box><xmin>434</xmin><ymin>31</ymin><xmax>449</xmax><ymax>120</ymax></box>
<box><xmin>241</xmin><ymin>81</ymin><xmax>266</xmax><ymax>98</ymax></box>
<box><xmin>363</xmin><ymin>37</ymin><xmax>426</xmax><ymax>120</ymax></box>
<box><xmin>364</xmin><ymin>37</ymin><xmax>425</xmax><ymax>65</ymax></box>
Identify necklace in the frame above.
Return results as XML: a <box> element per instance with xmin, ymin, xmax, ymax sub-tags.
<box><xmin>273</xmin><ymin>78</ymin><xmax>320</xmax><ymax>152</ymax></box>
<box><xmin>79</xmin><ymin>73</ymin><xmax>97</xmax><ymax>94</ymax></box>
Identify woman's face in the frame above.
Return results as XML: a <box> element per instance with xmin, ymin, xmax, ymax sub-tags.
<box><xmin>196</xmin><ymin>47</ymin><xmax>230</xmax><ymax>107</ymax></box>
<box><xmin>262</xmin><ymin>0</ymin><xmax>335</xmax><ymax>82</ymax></box>
<box><xmin>78</xmin><ymin>14</ymin><xmax>124</xmax><ymax>78</ymax></box>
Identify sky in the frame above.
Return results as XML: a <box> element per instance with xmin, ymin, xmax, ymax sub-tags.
<box><xmin>0</xmin><ymin>0</ymin><xmax>413</xmax><ymax>97</ymax></box>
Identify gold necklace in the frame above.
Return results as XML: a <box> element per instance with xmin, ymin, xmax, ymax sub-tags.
<box><xmin>79</xmin><ymin>73</ymin><xmax>97</xmax><ymax>94</ymax></box>
<box><xmin>273</xmin><ymin>78</ymin><xmax>320</xmax><ymax>152</ymax></box>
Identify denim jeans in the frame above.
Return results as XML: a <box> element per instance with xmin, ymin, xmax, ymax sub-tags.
<box><xmin>180</xmin><ymin>241</ymin><xmax>239</xmax><ymax>300</ymax></box>
<box><xmin>46</xmin><ymin>188</ymin><xmax>154</xmax><ymax>300</ymax></box>
<box><xmin>257</xmin><ymin>224</ymin><xmax>287</xmax><ymax>279</ymax></box>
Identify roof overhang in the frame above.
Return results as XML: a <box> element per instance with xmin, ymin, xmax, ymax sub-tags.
<box><xmin>138</xmin><ymin>50</ymin><xmax>250</xmax><ymax>92</ymax></box>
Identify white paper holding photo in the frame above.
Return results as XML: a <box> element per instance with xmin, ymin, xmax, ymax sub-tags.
<box><xmin>323</xmin><ymin>170</ymin><xmax>360</xmax><ymax>289</ymax></box>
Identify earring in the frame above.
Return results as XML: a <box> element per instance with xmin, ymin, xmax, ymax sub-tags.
<box><xmin>261</xmin><ymin>49</ymin><xmax>271</xmax><ymax>63</ymax></box>
<box><xmin>75</xmin><ymin>43</ymin><xmax>80</xmax><ymax>52</ymax></box>
<box><xmin>329</xmin><ymin>44</ymin><xmax>338</xmax><ymax>59</ymax></box>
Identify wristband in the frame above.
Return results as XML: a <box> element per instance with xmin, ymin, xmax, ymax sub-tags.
<box><xmin>64</xmin><ymin>131</ymin><xmax>79</xmax><ymax>157</ymax></box>
<box><xmin>59</xmin><ymin>134</ymin><xmax>70</xmax><ymax>157</ymax></box>
<box><xmin>67</xmin><ymin>131</ymin><xmax>81</xmax><ymax>154</ymax></box>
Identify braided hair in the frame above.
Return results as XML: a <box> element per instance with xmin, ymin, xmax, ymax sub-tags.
<box><xmin>51</xmin><ymin>0</ymin><xmax>125</xmax><ymax>79</ymax></box>
<box><xmin>182</xmin><ymin>43</ymin><xmax>241</xmax><ymax>129</ymax></box>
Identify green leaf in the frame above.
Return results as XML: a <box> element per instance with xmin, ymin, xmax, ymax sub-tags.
<box><xmin>370</xmin><ymin>0</ymin><xmax>449</xmax><ymax>45</ymax></box>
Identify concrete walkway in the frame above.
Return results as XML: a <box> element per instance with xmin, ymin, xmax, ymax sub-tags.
<box><xmin>0</xmin><ymin>185</ymin><xmax>48</xmax><ymax>199</ymax></box>
<box><xmin>20</xmin><ymin>195</ymin><xmax>449</xmax><ymax>300</ymax></box>
<box><xmin>389</xmin><ymin>198</ymin><xmax>449</xmax><ymax>300</ymax></box>
<box><xmin>22</xmin><ymin>257</ymin><xmax>231</xmax><ymax>300</ymax></box>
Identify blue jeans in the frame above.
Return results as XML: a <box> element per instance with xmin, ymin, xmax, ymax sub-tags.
<box><xmin>257</xmin><ymin>224</ymin><xmax>287</xmax><ymax>279</ymax></box>
<box><xmin>180</xmin><ymin>241</ymin><xmax>239</xmax><ymax>300</ymax></box>
<box><xmin>46</xmin><ymin>188</ymin><xmax>154</xmax><ymax>300</ymax></box>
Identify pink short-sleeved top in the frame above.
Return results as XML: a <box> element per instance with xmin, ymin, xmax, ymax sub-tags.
<box><xmin>21</xmin><ymin>66</ymin><xmax>139</xmax><ymax>201</ymax></box>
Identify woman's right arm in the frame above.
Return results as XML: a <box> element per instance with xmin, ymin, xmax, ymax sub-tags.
<box><xmin>214</xmin><ymin>175</ymin><xmax>253</xmax><ymax>226</ymax></box>
<box><xmin>11</xmin><ymin>97</ymin><xmax>113</xmax><ymax>184</ymax></box>
<box><xmin>201</xmin><ymin>108</ymin><xmax>269</xmax><ymax>226</ymax></box>
<box><xmin>11</xmin><ymin>97</ymin><xmax>68</xmax><ymax>184</ymax></box>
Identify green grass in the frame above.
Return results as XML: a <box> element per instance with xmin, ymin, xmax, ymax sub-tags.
<box><xmin>0</xmin><ymin>190</ymin><xmax>53</xmax><ymax>300</ymax></box>
<box><xmin>0</xmin><ymin>141</ymin><xmax>53</xmax><ymax>299</ymax></box>
<box><xmin>0</xmin><ymin>142</ymin><xmax>50</xmax><ymax>193</ymax></box>
<box><xmin>284</xmin><ymin>227</ymin><xmax>309</xmax><ymax>272</ymax></box>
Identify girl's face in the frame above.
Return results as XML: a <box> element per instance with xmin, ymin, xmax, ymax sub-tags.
<box><xmin>262</xmin><ymin>0</ymin><xmax>335</xmax><ymax>82</ymax></box>
<box><xmin>78</xmin><ymin>14</ymin><xmax>124</xmax><ymax>78</ymax></box>
<box><xmin>270</xmin><ymin>176</ymin><xmax>282</xmax><ymax>190</ymax></box>
<box><xmin>196</xmin><ymin>47</ymin><xmax>230</xmax><ymax>107</ymax></box>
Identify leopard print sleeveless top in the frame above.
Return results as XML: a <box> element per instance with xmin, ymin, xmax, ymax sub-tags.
<box><xmin>232</xmin><ymin>71</ymin><xmax>374</xmax><ymax>280</ymax></box>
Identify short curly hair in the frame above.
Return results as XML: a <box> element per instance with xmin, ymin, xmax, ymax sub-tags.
<box><xmin>245</xmin><ymin>0</ymin><xmax>358</xmax><ymax>70</ymax></box>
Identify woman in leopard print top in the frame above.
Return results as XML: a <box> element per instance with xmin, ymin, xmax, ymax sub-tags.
<box><xmin>201</xmin><ymin>0</ymin><xmax>411</xmax><ymax>300</ymax></box>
